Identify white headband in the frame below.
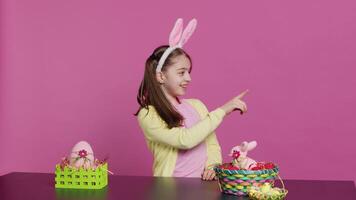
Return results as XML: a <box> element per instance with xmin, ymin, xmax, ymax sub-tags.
<box><xmin>156</xmin><ymin>18</ymin><xmax>197</xmax><ymax>73</ymax></box>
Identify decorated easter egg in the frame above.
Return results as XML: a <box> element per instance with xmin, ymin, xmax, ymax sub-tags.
<box><xmin>260</xmin><ymin>183</ymin><xmax>272</xmax><ymax>193</ymax></box>
<box><xmin>69</xmin><ymin>141</ymin><xmax>95</xmax><ymax>169</ymax></box>
<box><xmin>271</xmin><ymin>189</ymin><xmax>281</xmax><ymax>195</ymax></box>
<box><xmin>249</xmin><ymin>188</ymin><xmax>257</xmax><ymax>193</ymax></box>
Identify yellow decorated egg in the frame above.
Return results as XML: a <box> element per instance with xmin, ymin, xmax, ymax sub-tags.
<box><xmin>271</xmin><ymin>189</ymin><xmax>281</xmax><ymax>196</ymax></box>
<box><xmin>260</xmin><ymin>183</ymin><xmax>272</xmax><ymax>193</ymax></box>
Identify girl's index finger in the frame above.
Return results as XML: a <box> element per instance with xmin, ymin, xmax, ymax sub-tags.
<box><xmin>236</xmin><ymin>89</ymin><xmax>249</xmax><ymax>99</ymax></box>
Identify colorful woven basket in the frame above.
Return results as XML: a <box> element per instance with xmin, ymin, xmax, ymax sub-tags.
<box><xmin>214</xmin><ymin>164</ymin><xmax>279</xmax><ymax>196</ymax></box>
<box><xmin>55</xmin><ymin>163</ymin><xmax>108</xmax><ymax>189</ymax></box>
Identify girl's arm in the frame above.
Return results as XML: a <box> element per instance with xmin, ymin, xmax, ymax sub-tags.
<box><xmin>193</xmin><ymin>100</ymin><xmax>222</xmax><ymax>169</ymax></box>
<box><xmin>204</xmin><ymin>131</ymin><xmax>222</xmax><ymax>170</ymax></box>
<box><xmin>137</xmin><ymin>105</ymin><xmax>226</xmax><ymax>150</ymax></box>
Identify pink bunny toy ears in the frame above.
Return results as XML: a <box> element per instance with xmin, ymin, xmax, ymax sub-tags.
<box><xmin>156</xmin><ymin>18</ymin><xmax>197</xmax><ymax>73</ymax></box>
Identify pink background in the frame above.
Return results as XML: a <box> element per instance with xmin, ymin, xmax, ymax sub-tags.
<box><xmin>1</xmin><ymin>0</ymin><xmax>355</xmax><ymax>182</ymax></box>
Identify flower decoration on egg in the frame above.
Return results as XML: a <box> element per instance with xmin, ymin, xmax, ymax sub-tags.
<box><xmin>78</xmin><ymin>149</ymin><xmax>88</xmax><ymax>158</ymax></box>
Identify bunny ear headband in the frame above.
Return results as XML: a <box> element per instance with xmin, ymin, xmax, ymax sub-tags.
<box><xmin>156</xmin><ymin>18</ymin><xmax>197</xmax><ymax>73</ymax></box>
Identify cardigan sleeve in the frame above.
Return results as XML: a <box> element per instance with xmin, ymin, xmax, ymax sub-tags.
<box><xmin>188</xmin><ymin>99</ymin><xmax>223</xmax><ymax>169</ymax></box>
<box><xmin>204</xmin><ymin>132</ymin><xmax>222</xmax><ymax>169</ymax></box>
<box><xmin>137</xmin><ymin>103</ymin><xmax>225</xmax><ymax>150</ymax></box>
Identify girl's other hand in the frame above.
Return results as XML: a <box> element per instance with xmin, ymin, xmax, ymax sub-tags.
<box><xmin>201</xmin><ymin>168</ymin><xmax>217</xmax><ymax>181</ymax></box>
<box><xmin>220</xmin><ymin>89</ymin><xmax>249</xmax><ymax>115</ymax></box>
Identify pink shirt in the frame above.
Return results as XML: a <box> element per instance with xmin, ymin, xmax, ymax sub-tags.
<box><xmin>172</xmin><ymin>99</ymin><xmax>207</xmax><ymax>177</ymax></box>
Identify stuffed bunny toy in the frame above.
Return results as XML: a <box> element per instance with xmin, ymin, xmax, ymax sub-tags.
<box><xmin>229</xmin><ymin>141</ymin><xmax>257</xmax><ymax>169</ymax></box>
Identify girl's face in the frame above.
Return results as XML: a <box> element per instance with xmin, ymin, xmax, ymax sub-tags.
<box><xmin>157</xmin><ymin>55</ymin><xmax>192</xmax><ymax>102</ymax></box>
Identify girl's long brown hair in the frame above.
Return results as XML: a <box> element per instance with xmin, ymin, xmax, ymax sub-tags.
<box><xmin>134</xmin><ymin>45</ymin><xmax>192</xmax><ymax>129</ymax></box>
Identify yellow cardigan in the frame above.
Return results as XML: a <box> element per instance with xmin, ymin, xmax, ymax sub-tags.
<box><xmin>137</xmin><ymin>98</ymin><xmax>226</xmax><ymax>177</ymax></box>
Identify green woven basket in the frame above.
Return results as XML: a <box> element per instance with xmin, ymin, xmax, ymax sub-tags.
<box><xmin>55</xmin><ymin>163</ymin><xmax>108</xmax><ymax>189</ymax></box>
<box><xmin>214</xmin><ymin>164</ymin><xmax>279</xmax><ymax>196</ymax></box>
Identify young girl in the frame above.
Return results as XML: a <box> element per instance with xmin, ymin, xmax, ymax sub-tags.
<box><xmin>135</xmin><ymin>18</ymin><xmax>248</xmax><ymax>181</ymax></box>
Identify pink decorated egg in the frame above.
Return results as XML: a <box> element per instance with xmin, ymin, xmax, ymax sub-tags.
<box><xmin>69</xmin><ymin>141</ymin><xmax>95</xmax><ymax>169</ymax></box>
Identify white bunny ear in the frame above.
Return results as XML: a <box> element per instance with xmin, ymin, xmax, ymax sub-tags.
<box><xmin>247</xmin><ymin>141</ymin><xmax>257</xmax><ymax>151</ymax></box>
<box><xmin>169</xmin><ymin>18</ymin><xmax>184</xmax><ymax>47</ymax></box>
<box><xmin>178</xmin><ymin>18</ymin><xmax>197</xmax><ymax>47</ymax></box>
<box><xmin>240</xmin><ymin>141</ymin><xmax>248</xmax><ymax>152</ymax></box>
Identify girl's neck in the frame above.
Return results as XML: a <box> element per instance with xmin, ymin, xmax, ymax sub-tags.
<box><xmin>161</xmin><ymin>86</ymin><xmax>182</xmax><ymax>106</ymax></box>
<box><xmin>166</xmin><ymin>95</ymin><xmax>182</xmax><ymax>106</ymax></box>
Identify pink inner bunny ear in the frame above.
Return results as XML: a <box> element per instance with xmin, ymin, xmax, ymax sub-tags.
<box><xmin>169</xmin><ymin>18</ymin><xmax>183</xmax><ymax>47</ymax></box>
<box><xmin>179</xmin><ymin>18</ymin><xmax>197</xmax><ymax>47</ymax></box>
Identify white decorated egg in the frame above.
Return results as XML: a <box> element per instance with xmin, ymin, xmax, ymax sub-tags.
<box><xmin>69</xmin><ymin>141</ymin><xmax>95</xmax><ymax>169</ymax></box>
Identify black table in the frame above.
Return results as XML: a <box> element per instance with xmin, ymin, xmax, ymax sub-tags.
<box><xmin>0</xmin><ymin>172</ymin><xmax>355</xmax><ymax>200</ymax></box>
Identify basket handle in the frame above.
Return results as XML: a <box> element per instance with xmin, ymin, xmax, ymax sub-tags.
<box><xmin>216</xmin><ymin>175</ymin><xmax>222</xmax><ymax>192</ymax></box>
<box><xmin>276</xmin><ymin>174</ymin><xmax>286</xmax><ymax>190</ymax></box>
